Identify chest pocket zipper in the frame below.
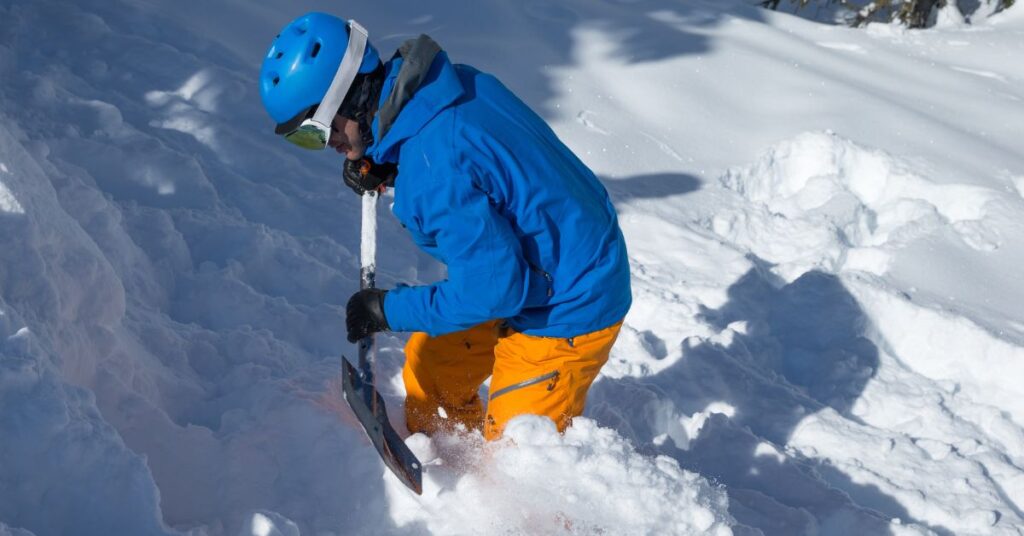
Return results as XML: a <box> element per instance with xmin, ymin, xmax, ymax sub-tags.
<box><xmin>490</xmin><ymin>370</ymin><xmax>560</xmax><ymax>401</ymax></box>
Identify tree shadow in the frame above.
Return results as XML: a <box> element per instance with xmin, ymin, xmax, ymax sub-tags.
<box><xmin>601</xmin><ymin>172</ymin><xmax>702</xmax><ymax>202</ymax></box>
<box><xmin>589</xmin><ymin>257</ymin><xmax>954</xmax><ymax>535</ymax></box>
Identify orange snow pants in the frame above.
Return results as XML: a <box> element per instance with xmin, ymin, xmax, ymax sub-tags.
<box><xmin>403</xmin><ymin>320</ymin><xmax>622</xmax><ymax>440</ymax></box>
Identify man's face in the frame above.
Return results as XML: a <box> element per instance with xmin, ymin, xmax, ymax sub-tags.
<box><xmin>328</xmin><ymin>115</ymin><xmax>366</xmax><ymax>160</ymax></box>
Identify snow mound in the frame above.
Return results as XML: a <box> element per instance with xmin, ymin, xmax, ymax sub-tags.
<box><xmin>716</xmin><ymin>131</ymin><xmax>1000</xmax><ymax>279</ymax></box>
<box><xmin>387</xmin><ymin>416</ymin><xmax>734</xmax><ymax>535</ymax></box>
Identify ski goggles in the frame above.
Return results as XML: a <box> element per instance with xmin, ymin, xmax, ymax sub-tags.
<box><xmin>274</xmin><ymin>20</ymin><xmax>369</xmax><ymax>150</ymax></box>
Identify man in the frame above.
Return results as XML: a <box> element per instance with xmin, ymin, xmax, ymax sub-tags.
<box><xmin>260</xmin><ymin>12</ymin><xmax>631</xmax><ymax>440</ymax></box>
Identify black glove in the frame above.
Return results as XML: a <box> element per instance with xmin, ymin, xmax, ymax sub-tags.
<box><xmin>346</xmin><ymin>288</ymin><xmax>390</xmax><ymax>342</ymax></box>
<box><xmin>342</xmin><ymin>158</ymin><xmax>397</xmax><ymax>196</ymax></box>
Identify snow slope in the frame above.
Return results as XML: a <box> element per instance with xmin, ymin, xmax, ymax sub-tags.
<box><xmin>1</xmin><ymin>0</ymin><xmax>1023</xmax><ymax>534</ymax></box>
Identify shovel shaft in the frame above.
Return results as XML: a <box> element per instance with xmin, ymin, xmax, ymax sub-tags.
<box><xmin>342</xmin><ymin>189</ymin><xmax>423</xmax><ymax>495</ymax></box>
<box><xmin>358</xmin><ymin>191</ymin><xmax>378</xmax><ymax>375</ymax></box>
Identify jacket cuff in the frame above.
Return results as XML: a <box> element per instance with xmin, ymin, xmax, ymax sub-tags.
<box><xmin>382</xmin><ymin>286</ymin><xmax>415</xmax><ymax>333</ymax></box>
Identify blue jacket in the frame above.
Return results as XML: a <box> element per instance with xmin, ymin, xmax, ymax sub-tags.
<box><xmin>368</xmin><ymin>50</ymin><xmax>631</xmax><ymax>338</ymax></box>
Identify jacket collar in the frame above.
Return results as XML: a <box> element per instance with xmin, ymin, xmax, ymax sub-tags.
<box><xmin>368</xmin><ymin>45</ymin><xmax>465</xmax><ymax>164</ymax></box>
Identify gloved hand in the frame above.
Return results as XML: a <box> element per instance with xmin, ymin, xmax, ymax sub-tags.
<box><xmin>346</xmin><ymin>288</ymin><xmax>390</xmax><ymax>342</ymax></box>
<box><xmin>342</xmin><ymin>158</ymin><xmax>397</xmax><ymax>196</ymax></box>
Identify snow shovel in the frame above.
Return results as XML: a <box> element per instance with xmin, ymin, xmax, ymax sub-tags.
<box><xmin>341</xmin><ymin>190</ymin><xmax>423</xmax><ymax>495</ymax></box>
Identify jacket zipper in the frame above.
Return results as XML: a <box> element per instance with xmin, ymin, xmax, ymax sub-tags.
<box><xmin>529</xmin><ymin>263</ymin><xmax>554</xmax><ymax>298</ymax></box>
<box><xmin>490</xmin><ymin>370</ymin><xmax>560</xmax><ymax>401</ymax></box>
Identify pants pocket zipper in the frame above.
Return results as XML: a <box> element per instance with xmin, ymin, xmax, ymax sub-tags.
<box><xmin>490</xmin><ymin>370</ymin><xmax>560</xmax><ymax>401</ymax></box>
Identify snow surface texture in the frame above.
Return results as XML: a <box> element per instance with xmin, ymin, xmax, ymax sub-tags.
<box><xmin>1</xmin><ymin>0</ymin><xmax>1022</xmax><ymax>535</ymax></box>
<box><xmin>388</xmin><ymin>417</ymin><xmax>733</xmax><ymax>535</ymax></box>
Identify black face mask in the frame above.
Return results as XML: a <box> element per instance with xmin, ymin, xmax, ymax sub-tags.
<box><xmin>343</xmin><ymin>157</ymin><xmax>397</xmax><ymax>196</ymax></box>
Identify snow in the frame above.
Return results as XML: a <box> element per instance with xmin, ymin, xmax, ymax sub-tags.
<box><xmin>1</xmin><ymin>0</ymin><xmax>1023</xmax><ymax>535</ymax></box>
<box><xmin>716</xmin><ymin>131</ymin><xmax>1003</xmax><ymax>278</ymax></box>
<box><xmin>248</xmin><ymin>512</ymin><xmax>300</xmax><ymax>536</ymax></box>
<box><xmin>0</xmin><ymin>333</ymin><xmax>170</xmax><ymax>536</ymax></box>
<box><xmin>0</xmin><ymin>524</ymin><xmax>36</xmax><ymax>536</ymax></box>
<box><xmin>387</xmin><ymin>417</ymin><xmax>734</xmax><ymax>535</ymax></box>
<box><xmin>0</xmin><ymin>181</ymin><xmax>23</xmax><ymax>214</ymax></box>
<box><xmin>0</xmin><ymin>158</ymin><xmax>22</xmax><ymax>214</ymax></box>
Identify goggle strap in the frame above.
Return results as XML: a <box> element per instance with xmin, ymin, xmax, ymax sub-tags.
<box><xmin>311</xmin><ymin>20</ymin><xmax>368</xmax><ymax>130</ymax></box>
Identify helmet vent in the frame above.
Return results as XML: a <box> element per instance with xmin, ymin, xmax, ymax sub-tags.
<box><xmin>275</xmin><ymin>52</ymin><xmax>284</xmax><ymax>59</ymax></box>
<box><xmin>311</xmin><ymin>42</ymin><xmax>321</xmax><ymax>58</ymax></box>
<box><xmin>272</xmin><ymin>76</ymin><xmax>280</xmax><ymax>86</ymax></box>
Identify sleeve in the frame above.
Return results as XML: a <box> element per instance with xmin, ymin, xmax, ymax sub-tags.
<box><xmin>382</xmin><ymin>174</ymin><xmax>531</xmax><ymax>336</ymax></box>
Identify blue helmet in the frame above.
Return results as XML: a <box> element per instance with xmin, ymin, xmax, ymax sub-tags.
<box><xmin>260</xmin><ymin>12</ymin><xmax>382</xmax><ymax>125</ymax></box>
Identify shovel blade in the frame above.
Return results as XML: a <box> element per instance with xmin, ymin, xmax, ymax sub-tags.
<box><xmin>341</xmin><ymin>358</ymin><xmax>423</xmax><ymax>495</ymax></box>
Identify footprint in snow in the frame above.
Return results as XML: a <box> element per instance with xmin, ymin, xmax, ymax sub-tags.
<box><xmin>639</xmin><ymin>330</ymin><xmax>669</xmax><ymax>360</ymax></box>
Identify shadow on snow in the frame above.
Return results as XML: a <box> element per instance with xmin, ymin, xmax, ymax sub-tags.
<box><xmin>589</xmin><ymin>257</ymin><xmax>953</xmax><ymax>536</ymax></box>
<box><xmin>601</xmin><ymin>172</ymin><xmax>702</xmax><ymax>201</ymax></box>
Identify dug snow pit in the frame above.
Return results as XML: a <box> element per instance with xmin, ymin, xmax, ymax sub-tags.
<box><xmin>386</xmin><ymin>416</ymin><xmax>734</xmax><ymax>535</ymax></box>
